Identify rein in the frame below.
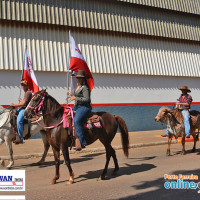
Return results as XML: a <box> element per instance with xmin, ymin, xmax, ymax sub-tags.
<box><xmin>34</xmin><ymin>112</ymin><xmax>64</xmax><ymax>129</ymax></box>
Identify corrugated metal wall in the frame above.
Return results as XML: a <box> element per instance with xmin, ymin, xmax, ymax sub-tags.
<box><xmin>119</xmin><ymin>0</ymin><xmax>200</xmax><ymax>15</ymax></box>
<box><xmin>0</xmin><ymin>0</ymin><xmax>200</xmax><ymax>41</ymax></box>
<box><xmin>0</xmin><ymin>22</ymin><xmax>199</xmax><ymax>76</ymax></box>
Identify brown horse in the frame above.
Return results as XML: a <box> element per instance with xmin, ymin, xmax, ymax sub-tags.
<box><xmin>24</xmin><ymin>89</ymin><xmax>129</xmax><ymax>184</ymax></box>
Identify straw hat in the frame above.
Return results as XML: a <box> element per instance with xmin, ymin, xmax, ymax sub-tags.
<box><xmin>178</xmin><ymin>85</ymin><xmax>191</xmax><ymax>93</ymax></box>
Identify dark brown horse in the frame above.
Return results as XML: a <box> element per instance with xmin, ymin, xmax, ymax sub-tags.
<box><xmin>24</xmin><ymin>89</ymin><xmax>129</xmax><ymax>184</ymax></box>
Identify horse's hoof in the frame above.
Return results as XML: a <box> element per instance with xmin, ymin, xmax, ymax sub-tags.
<box><xmin>181</xmin><ymin>151</ymin><xmax>186</xmax><ymax>155</ymax></box>
<box><xmin>6</xmin><ymin>166</ymin><xmax>12</xmax><ymax>170</ymax></box>
<box><xmin>67</xmin><ymin>180</ymin><xmax>74</xmax><ymax>184</ymax></box>
<box><xmin>0</xmin><ymin>160</ymin><xmax>5</xmax><ymax>167</ymax></box>
<box><xmin>50</xmin><ymin>180</ymin><xmax>56</xmax><ymax>184</ymax></box>
<box><xmin>37</xmin><ymin>160</ymin><xmax>44</xmax><ymax>165</ymax></box>
<box><xmin>166</xmin><ymin>151</ymin><xmax>170</xmax><ymax>156</ymax></box>
<box><xmin>99</xmin><ymin>175</ymin><xmax>106</xmax><ymax>180</ymax></box>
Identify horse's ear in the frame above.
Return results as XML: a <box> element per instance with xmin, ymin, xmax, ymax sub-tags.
<box><xmin>44</xmin><ymin>89</ymin><xmax>48</xmax><ymax>95</ymax></box>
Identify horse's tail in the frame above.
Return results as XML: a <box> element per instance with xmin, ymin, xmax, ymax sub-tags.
<box><xmin>115</xmin><ymin>115</ymin><xmax>129</xmax><ymax>157</ymax></box>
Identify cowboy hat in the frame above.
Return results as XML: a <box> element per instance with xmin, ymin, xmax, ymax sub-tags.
<box><xmin>178</xmin><ymin>85</ymin><xmax>191</xmax><ymax>93</ymax></box>
<box><xmin>20</xmin><ymin>80</ymin><xmax>28</xmax><ymax>86</ymax></box>
<box><xmin>74</xmin><ymin>70</ymin><xmax>91</xmax><ymax>79</ymax></box>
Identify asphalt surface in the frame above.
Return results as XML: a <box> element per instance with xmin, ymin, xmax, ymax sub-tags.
<box><xmin>1</xmin><ymin>142</ymin><xmax>200</xmax><ymax>200</ymax></box>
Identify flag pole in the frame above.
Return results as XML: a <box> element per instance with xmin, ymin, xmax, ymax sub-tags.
<box><xmin>19</xmin><ymin>45</ymin><xmax>27</xmax><ymax>100</ymax></box>
<box><xmin>66</xmin><ymin>30</ymin><xmax>71</xmax><ymax>106</ymax></box>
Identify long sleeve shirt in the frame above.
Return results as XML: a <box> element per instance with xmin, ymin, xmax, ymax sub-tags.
<box><xmin>72</xmin><ymin>85</ymin><xmax>91</xmax><ymax>105</ymax></box>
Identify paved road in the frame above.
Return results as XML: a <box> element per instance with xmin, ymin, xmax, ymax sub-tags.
<box><xmin>1</xmin><ymin>142</ymin><xmax>200</xmax><ymax>200</ymax></box>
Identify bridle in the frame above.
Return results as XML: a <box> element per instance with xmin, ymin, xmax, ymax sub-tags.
<box><xmin>156</xmin><ymin>111</ymin><xmax>170</xmax><ymax>122</ymax></box>
<box><xmin>27</xmin><ymin>92</ymin><xmax>74</xmax><ymax>131</ymax></box>
<box><xmin>27</xmin><ymin>93</ymin><xmax>46</xmax><ymax>114</ymax></box>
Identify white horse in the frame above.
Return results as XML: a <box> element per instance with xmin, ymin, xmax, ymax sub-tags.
<box><xmin>0</xmin><ymin>106</ymin><xmax>49</xmax><ymax>169</ymax></box>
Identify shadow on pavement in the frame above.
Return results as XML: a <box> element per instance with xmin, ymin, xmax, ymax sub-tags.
<box><xmin>116</xmin><ymin>169</ymin><xmax>200</xmax><ymax>200</ymax></box>
<box><xmin>75</xmin><ymin>163</ymin><xmax>156</xmax><ymax>183</ymax></box>
<box><xmin>172</xmin><ymin>148</ymin><xmax>200</xmax><ymax>156</ymax></box>
<box><xmin>128</xmin><ymin>156</ymin><xmax>157</xmax><ymax>161</ymax></box>
<box><xmin>12</xmin><ymin>152</ymin><xmax>105</xmax><ymax>169</ymax></box>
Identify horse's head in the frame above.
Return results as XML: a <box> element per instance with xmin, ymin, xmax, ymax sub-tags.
<box><xmin>155</xmin><ymin>106</ymin><xmax>172</xmax><ymax>122</ymax></box>
<box><xmin>24</xmin><ymin>89</ymin><xmax>48</xmax><ymax>119</ymax></box>
<box><xmin>9</xmin><ymin>108</ymin><xmax>18</xmax><ymax>127</ymax></box>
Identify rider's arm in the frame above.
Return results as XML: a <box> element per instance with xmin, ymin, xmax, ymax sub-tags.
<box><xmin>177</xmin><ymin>102</ymin><xmax>189</xmax><ymax>106</ymax></box>
<box><xmin>11</xmin><ymin>99</ymin><xmax>26</xmax><ymax>107</ymax></box>
<box><xmin>11</xmin><ymin>91</ymin><xmax>32</xmax><ymax>108</ymax></box>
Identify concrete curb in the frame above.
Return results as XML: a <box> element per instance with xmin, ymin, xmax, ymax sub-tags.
<box><xmin>0</xmin><ymin>140</ymin><xmax>177</xmax><ymax>161</ymax></box>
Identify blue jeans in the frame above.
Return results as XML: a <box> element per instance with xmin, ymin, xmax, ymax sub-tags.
<box><xmin>74</xmin><ymin>105</ymin><xmax>91</xmax><ymax>146</ymax></box>
<box><xmin>17</xmin><ymin>108</ymin><xmax>25</xmax><ymax>141</ymax></box>
<box><xmin>166</xmin><ymin>110</ymin><xmax>190</xmax><ymax>136</ymax></box>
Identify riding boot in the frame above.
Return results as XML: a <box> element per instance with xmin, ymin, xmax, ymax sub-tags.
<box><xmin>13</xmin><ymin>132</ymin><xmax>19</xmax><ymax>143</ymax></box>
<box><xmin>74</xmin><ymin>138</ymin><xmax>82</xmax><ymax>151</ymax></box>
<box><xmin>13</xmin><ymin>134</ymin><xmax>23</xmax><ymax>144</ymax></box>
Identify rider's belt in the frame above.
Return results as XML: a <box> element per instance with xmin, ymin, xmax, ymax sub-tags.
<box><xmin>75</xmin><ymin>102</ymin><xmax>91</xmax><ymax>107</ymax></box>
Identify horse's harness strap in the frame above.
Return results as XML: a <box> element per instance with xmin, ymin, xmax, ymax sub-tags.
<box><xmin>28</xmin><ymin>93</ymin><xmax>45</xmax><ymax>112</ymax></box>
<box><xmin>63</xmin><ymin>106</ymin><xmax>75</xmax><ymax>137</ymax></box>
<box><xmin>34</xmin><ymin>111</ymin><xmax>64</xmax><ymax>129</ymax></box>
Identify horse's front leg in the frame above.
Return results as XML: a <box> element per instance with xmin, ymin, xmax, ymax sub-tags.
<box><xmin>51</xmin><ymin>146</ymin><xmax>60</xmax><ymax>184</ymax></box>
<box><xmin>37</xmin><ymin>130</ymin><xmax>50</xmax><ymax>164</ymax></box>
<box><xmin>5</xmin><ymin>138</ymin><xmax>14</xmax><ymax>169</ymax></box>
<box><xmin>181</xmin><ymin>135</ymin><xmax>186</xmax><ymax>155</ymax></box>
<box><xmin>166</xmin><ymin>135</ymin><xmax>172</xmax><ymax>156</ymax></box>
<box><xmin>0</xmin><ymin>138</ymin><xmax>5</xmax><ymax>167</ymax></box>
<box><xmin>61</xmin><ymin>142</ymin><xmax>74</xmax><ymax>184</ymax></box>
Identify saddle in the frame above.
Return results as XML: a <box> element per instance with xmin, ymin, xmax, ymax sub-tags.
<box><xmin>65</xmin><ymin>111</ymin><xmax>102</xmax><ymax>130</ymax></box>
<box><xmin>84</xmin><ymin>112</ymin><xmax>102</xmax><ymax>129</ymax></box>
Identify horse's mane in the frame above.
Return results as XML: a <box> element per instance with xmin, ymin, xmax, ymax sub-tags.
<box><xmin>173</xmin><ymin>108</ymin><xmax>184</xmax><ymax>122</ymax></box>
<box><xmin>45</xmin><ymin>93</ymin><xmax>64</xmax><ymax>117</ymax></box>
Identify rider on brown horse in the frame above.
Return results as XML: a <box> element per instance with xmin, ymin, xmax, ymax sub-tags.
<box><xmin>67</xmin><ymin>70</ymin><xmax>91</xmax><ymax>150</ymax></box>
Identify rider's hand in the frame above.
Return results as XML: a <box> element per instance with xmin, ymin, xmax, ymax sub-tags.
<box><xmin>10</xmin><ymin>103</ymin><xmax>15</xmax><ymax>106</ymax></box>
<box><xmin>70</xmin><ymin>96</ymin><xmax>76</xmax><ymax>101</ymax></box>
<box><xmin>67</xmin><ymin>91</ymin><xmax>72</xmax><ymax>96</ymax></box>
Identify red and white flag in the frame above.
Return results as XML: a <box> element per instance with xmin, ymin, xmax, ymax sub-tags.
<box><xmin>22</xmin><ymin>48</ymin><xmax>39</xmax><ymax>94</ymax></box>
<box><xmin>69</xmin><ymin>33</ymin><xmax>94</xmax><ymax>92</ymax></box>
